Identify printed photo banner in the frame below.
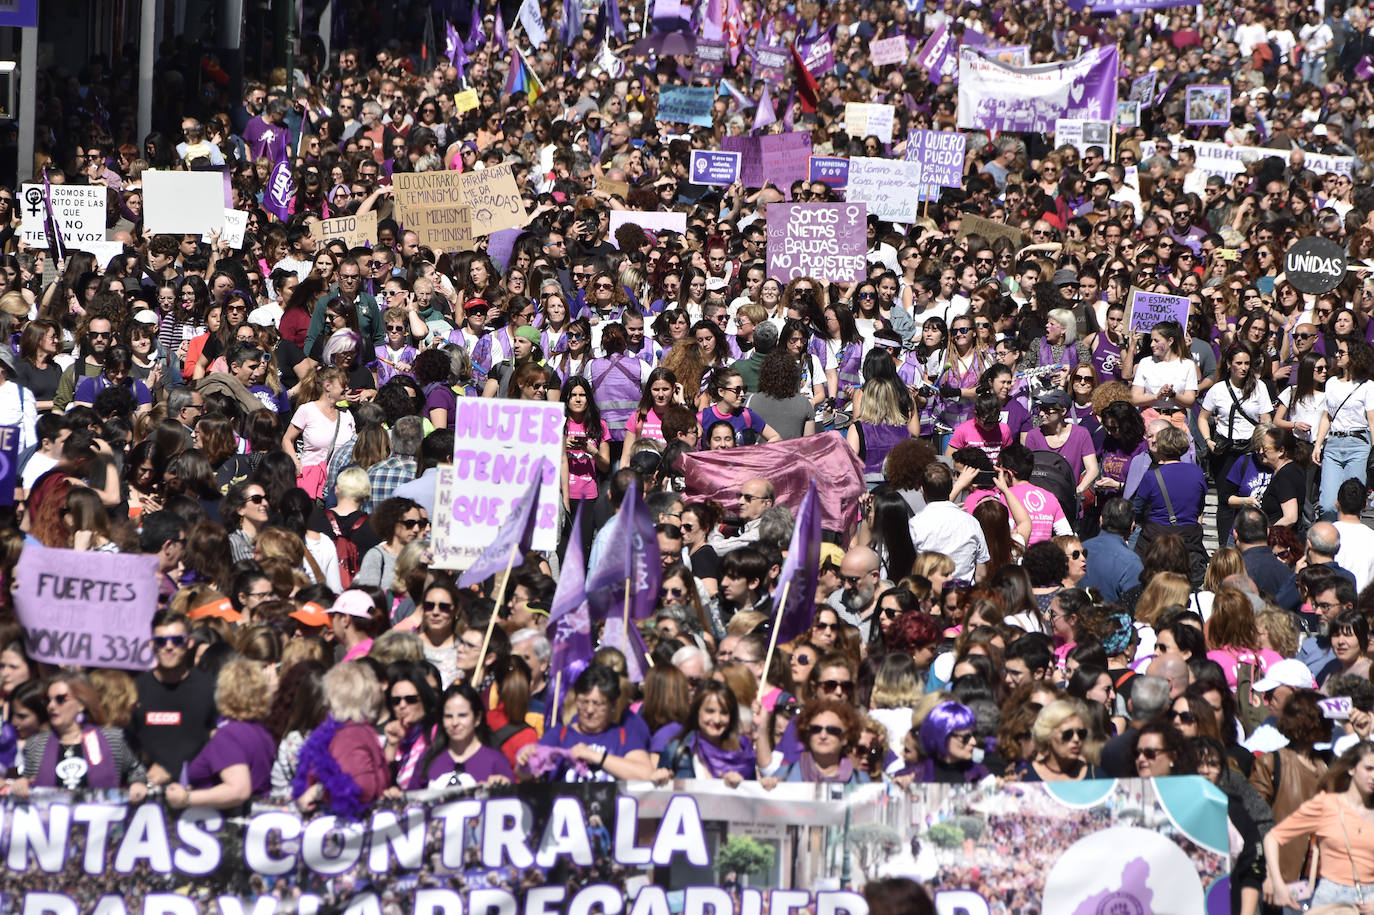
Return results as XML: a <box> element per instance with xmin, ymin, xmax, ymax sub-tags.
<box><xmin>766</xmin><ymin>202</ymin><xmax>867</xmax><ymax>283</ymax></box>
<box><xmin>693</xmin><ymin>39</ymin><xmax>727</xmax><ymax>80</ymax></box>
<box><xmin>430</xmin><ymin>398</ymin><xmax>563</xmax><ymax>569</ymax></box>
<box><xmin>13</xmin><ymin>546</ymin><xmax>161</xmax><ymax>670</ymax></box>
<box><xmin>1185</xmin><ymin>85</ymin><xmax>1232</xmax><ymax>126</ymax></box>
<box><xmin>957</xmin><ymin>44</ymin><xmax>1119</xmax><ymax>134</ymax></box>
<box><xmin>752</xmin><ymin>42</ymin><xmax>789</xmax><ymax>82</ymax></box>
<box><xmin>1054</xmin><ymin>118</ymin><xmax>1113</xmax><ymax>158</ymax></box>
<box><xmin>1129</xmin><ymin>287</ymin><xmax>1192</xmax><ymax>332</ymax></box>
<box><xmin>0</xmin><ymin>777</ymin><xmax>1227</xmax><ymax>915</ymax></box>
<box><xmin>1130</xmin><ymin>71</ymin><xmax>1158</xmax><ymax>107</ymax></box>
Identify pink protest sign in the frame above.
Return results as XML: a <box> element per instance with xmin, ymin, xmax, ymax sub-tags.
<box><xmin>14</xmin><ymin>546</ymin><xmax>160</xmax><ymax>670</ymax></box>
<box><xmin>766</xmin><ymin>202</ymin><xmax>867</xmax><ymax>283</ymax></box>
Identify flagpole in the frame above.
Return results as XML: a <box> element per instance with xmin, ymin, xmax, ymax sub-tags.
<box><xmin>473</xmin><ymin>543</ymin><xmax>520</xmax><ymax>685</ymax></box>
<box><xmin>551</xmin><ymin>670</ymin><xmax>563</xmax><ymax>725</ymax></box>
<box><xmin>757</xmin><ymin>580</ymin><xmax>791</xmax><ymax>694</ymax></box>
<box><xmin>620</xmin><ymin>580</ymin><xmax>653</xmax><ymax>666</ymax></box>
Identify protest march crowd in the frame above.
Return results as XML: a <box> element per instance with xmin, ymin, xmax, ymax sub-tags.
<box><xmin>23</xmin><ymin>0</ymin><xmax>1374</xmax><ymax>910</ymax></box>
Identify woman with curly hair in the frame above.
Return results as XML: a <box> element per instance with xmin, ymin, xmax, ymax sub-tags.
<box><xmin>1019</xmin><ymin>698</ymin><xmax>1106</xmax><ymax>782</ymax></box>
<box><xmin>164</xmin><ymin>658</ymin><xmax>276</xmax><ymax>811</ymax></box>
<box><xmin>767</xmin><ymin>697</ymin><xmax>870</xmax><ymax>785</ymax></box>
<box><xmin>746</xmin><ymin>351</ymin><xmax>814</xmax><ymax>440</ymax></box>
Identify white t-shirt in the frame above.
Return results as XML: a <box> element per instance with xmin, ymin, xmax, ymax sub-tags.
<box><xmin>1133</xmin><ymin>356</ymin><xmax>1198</xmax><ymax>407</ymax></box>
<box><xmin>1202</xmin><ymin>382</ymin><xmax>1274</xmax><ymax>442</ymax></box>
<box><xmin>1282</xmin><ymin>389</ymin><xmax>1324</xmax><ymax>441</ymax></box>
<box><xmin>1323</xmin><ymin>379</ymin><xmax>1374</xmax><ymax>432</ymax></box>
<box><xmin>1335</xmin><ymin>520</ymin><xmax>1374</xmax><ymax>593</ymax></box>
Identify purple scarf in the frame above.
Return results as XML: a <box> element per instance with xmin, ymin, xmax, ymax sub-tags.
<box><xmin>693</xmin><ymin>733</ymin><xmax>757</xmax><ymax>778</ymax></box>
<box><xmin>798</xmin><ymin>751</ymin><xmax>855</xmax><ymax>783</ymax></box>
<box><xmin>35</xmin><ymin>728</ymin><xmax>119</xmax><ymax>788</ymax></box>
<box><xmin>291</xmin><ymin>716</ymin><xmax>366</xmax><ymax>820</ymax></box>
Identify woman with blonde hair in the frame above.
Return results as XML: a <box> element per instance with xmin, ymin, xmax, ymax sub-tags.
<box><xmin>1256</xmin><ymin>607</ymin><xmax>1301</xmax><ymax>658</ymax></box>
<box><xmin>913</xmin><ymin>551</ymin><xmax>956</xmax><ymax>593</ymax></box>
<box><xmin>1020</xmin><ymin>698</ymin><xmax>1106</xmax><ymax>782</ymax></box>
<box><xmin>1195</xmin><ymin>546</ymin><xmax>1246</xmax><ymax>620</ymax></box>
<box><xmin>868</xmin><ymin>653</ymin><xmax>924</xmax><ymax>752</ymax></box>
<box><xmin>165</xmin><ymin>658</ymin><xmax>276</xmax><ymax>811</ymax></box>
<box><xmin>1132</xmin><ymin>572</ymin><xmax>1192</xmax><ymax>658</ymax></box>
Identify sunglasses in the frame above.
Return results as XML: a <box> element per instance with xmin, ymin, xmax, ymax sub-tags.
<box><xmin>950</xmin><ymin>731</ymin><xmax>976</xmax><ymax>744</ymax></box>
<box><xmin>807</xmin><ymin>724</ymin><xmax>846</xmax><ymax>738</ymax></box>
<box><xmin>791</xmin><ymin>653</ymin><xmax>813</xmax><ymax>665</ymax></box>
<box><xmin>246</xmin><ymin>493</ymin><xmax>268</xmax><ymax>504</ymax></box>
<box><xmin>421</xmin><ymin>600</ymin><xmax>454</xmax><ymax>613</ymax></box>
<box><xmin>818</xmin><ymin>679</ymin><xmax>855</xmax><ymax>696</ymax></box>
<box><xmin>152</xmin><ymin>635</ymin><xmax>187</xmax><ymax>648</ymax></box>
<box><xmin>388</xmin><ymin>694</ymin><xmax>422</xmax><ymax>707</ymax></box>
<box><xmin>1168</xmin><ymin>709</ymin><xmax>1196</xmax><ymax>725</ymax></box>
<box><xmin>814</xmin><ymin>621</ymin><xmax>838</xmax><ymax>631</ymax></box>
<box><xmin>660</xmin><ymin>586</ymin><xmax>686</xmax><ymax>599</ymax></box>
<box><xmin>1059</xmin><ymin>728</ymin><xmax>1088</xmax><ymax>742</ymax></box>
<box><xmin>386</xmin><ymin>324</ymin><xmax>407</xmax><ymax>332</ymax></box>
<box><xmin>399</xmin><ymin>518</ymin><xmax>430</xmax><ymax>529</ymax></box>
<box><xmin>46</xmin><ymin>693</ymin><xmax>73</xmax><ymax>706</ymax></box>
<box><xmin>1135</xmin><ymin>747</ymin><xmax>1166</xmax><ymax>760</ymax></box>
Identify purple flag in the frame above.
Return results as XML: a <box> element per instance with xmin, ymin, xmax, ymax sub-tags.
<box><xmin>770</xmin><ymin>482</ymin><xmax>822</xmax><ymax>646</ymax></box>
<box><xmin>585</xmin><ymin>480</ymin><xmax>661</xmax><ymax>623</ymax></box>
<box><xmin>39</xmin><ymin>169</ymin><xmax>66</xmax><ymax>263</ymax></box>
<box><xmin>457</xmin><ymin>460</ymin><xmax>544</xmax><ymax>587</ymax></box>
<box><xmin>545</xmin><ymin>507</ymin><xmax>594</xmax><ymax>731</ymax></box>
<box><xmin>262</xmin><ymin>160</ymin><xmax>296</xmax><ymax>222</ymax></box>
<box><xmin>493</xmin><ymin>9</ymin><xmax>507</xmax><ymax>51</ymax></box>
<box><xmin>720</xmin><ymin>78</ymin><xmax>753</xmax><ymax>111</ymax></box>
<box><xmin>465</xmin><ymin>0</ymin><xmax>486</xmax><ymax>53</ymax></box>
<box><xmin>601</xmin><ymin>614</ymin><xmax>651</xmax><ymax>682</ymax></box>
<box><xmin>701</xmin><ymin>0</ymin><xmax>722</xmax><ymax>40</ymax></box>
<box><xmin>797</xmin><ymin>24</ymin><xmax>835</xmax><ymax>76</ymax></box>
<box><xmin>603</xmin><ymin>0</ymin><xmax>625</xmax><ymax>40</ymax></box>
<box><xmin>913</xmin><ymin>22</ymin><xmax>955</xmax><ymax>83</ymax></box>
<box><xmin>1359</xmin><ymin>56</ymin><xmax>1374</xmax><ymax>81</ymax></box>
<box><xmin>560</xmin><ymin>0</ymin><xmax>580</xmax><ymax>46</ymax></box>
<box><xmin>752</xmin><ymin>86</ymin><xmax>777</xmax><ymax>132</ymax></box>
<box><xmin>445</xmin><ymin>18</ymin><xmax>463</xmax><ymax>66</ymax></box>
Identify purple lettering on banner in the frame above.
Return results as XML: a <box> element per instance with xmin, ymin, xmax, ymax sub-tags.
<box><xmin>722</xmin><ymin>132</ymin><xmax>812</xmax><ymax>191</ymax></box>
<box><xmin>766</xmin><ymin>202</ymin><xmax>867</xmax><ymax>283</ymax></box>
<box><xmin>694</xmin><ymin>39</ymin><xmax>727</xmax><ymax>80</ymax></box>
<box><xmin>808</xmin><ymin>155</ymin><xmax>850</xmax><ymax>188</ymax></box>
<box><xmin>689</xmin><ymin>150</ymin><xmax>741</xmax><ymax>186</ymax></box>
<box><xmin>0</xmin><ymin>425</ymin><xmax>18</xmax><ymax>506</ymax></box>
<box><xmin>1067</xmin><ymin>0</ymin><xmax>1194</xmax><ymax>13</ymax></box>
<box><xmin>1129</xmin><ymin>289</ymin><xmax>1191</xmax><ymax>333</ymax></box>
<box><xmin>904</xmin><ymin>130</ymin><xmax>967</xmax><ymax>201</ymax></box>
<box><xmin>913</xmin><ymin>22</ymin><xmax>955</xmax><ymax>81</ymax></box>
<box><xmin>957</xmin><ymin>44</ymin><xmax>1119</xmax><ymax>134</ymax></box>
<box><xmin>14</xmin><ymin>547</ymin><xmax>161</xmax><ymax>671</ymax></box>
<box><xmin>798</xmin><ymin>25</ymin><xmax>836</xmax><ymax>76</ymax></box>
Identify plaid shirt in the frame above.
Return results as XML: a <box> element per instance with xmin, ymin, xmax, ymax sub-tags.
<box><xmin>367</xmin><ymin>454</ymin><xmax>417</xmax><ymax>510</ymax></box>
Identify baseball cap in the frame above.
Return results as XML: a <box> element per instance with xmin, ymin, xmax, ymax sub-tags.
<box><xmin>1251</xmin><ymin>658</ymin><xmax>1318</xmax><ymax>693</ymax></box>
<box><xmin>1035</xmin><ymin>389</ymin><xmax>1072</xmax><ymax>411</ymax></box>
<box><xmin>329</xmin><ymin>590</ymin><xmax>375</xmax><ymax>619</ymax></box>
<box><xmin>1052</xmin><ymin>268</ymin><xmax>1080</xmax><ymax>287</ymax></box>
<box><xmin>819</xmin><ymin>543</ymin><xmax>844</xmax><ymax>570</ymax></box>
<box><xmin>189</xmin><ymin>597</ymin><xmax>241</xmax><ymax>622</ymax></box>
<box><xmin>133</xmin><ymin>309</ymin><xmax>160</xmax><ymax>326</ymax></box>
<box><xmin>289</xmin><ymin>602</ymin><xmax>331</xmax><ymax>627</ymax></box>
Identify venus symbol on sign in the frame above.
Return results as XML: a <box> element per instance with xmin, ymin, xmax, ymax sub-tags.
<box><xmin>695</xmin><ymin>159</ymin><xmax>706</xmax><ymax>174</ymax></box>
<box><xmin>23</xmin><ymin>188</ymin><xmax>43</xmax><ymax>218</ymax></box>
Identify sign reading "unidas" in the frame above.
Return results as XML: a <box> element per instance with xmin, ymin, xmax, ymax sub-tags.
<box><xmin>1284</xmin><ymin>236</ymin><xmax>1347</xmax><ymax>294</ymax></box>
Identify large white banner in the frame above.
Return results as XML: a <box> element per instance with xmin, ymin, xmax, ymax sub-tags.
<box><xmin>957</xmin><ymin>44</ymin><xmax>1119</xmax><ymax>134</ymax></box>
<box><xmin>1138</xmin><ymin>140</ymin><xmax>1354</xmax><ymax>179</ymax></box>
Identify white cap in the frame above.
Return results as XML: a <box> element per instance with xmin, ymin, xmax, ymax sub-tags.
<box><xmin>132</xmin><ymin>309</ymin><xmax>160</xmax><ymax>326</ymax></box>
<box><xmin>1251</xmin><ymin>658</ymin><xmax>1318</xmax><ymax>693</ymax></box>
<box><xmin>1313</xmin><ymin>124</ymin><xmax>1329</xmax><ymax>137</ymax></box>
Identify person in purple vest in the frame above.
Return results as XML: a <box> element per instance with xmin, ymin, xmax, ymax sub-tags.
<box><xmin>14</xmin><ymin>672</ymin><xmax>148</xmax><ymax>799</ymax></box>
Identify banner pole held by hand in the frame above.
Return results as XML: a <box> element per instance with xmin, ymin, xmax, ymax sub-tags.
<box><xmin>473</xmin><ymin>543</ymin><xmax>519</xmax><ymax>684</ymax></box>
<box><xmin>758</xmin><ymin>580</ymin><xmax>792</xmax><ymax>691</ymax></box>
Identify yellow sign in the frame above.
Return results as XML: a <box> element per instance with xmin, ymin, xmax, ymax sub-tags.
<box><xmin>454</xmin><ymin>89</ymin><xmax>480</xmax><ymax>112</ymax></box>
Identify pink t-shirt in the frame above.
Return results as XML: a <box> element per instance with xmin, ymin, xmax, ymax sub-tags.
<box><xmin>966</xmin><ymin>481</ymin><xmax>1067</xmax><ymax>544</ymax></box>
<box><xmin>948</xmin><ymin>420</ymin><xmax>1013</xmax><ymax>464</ymax></box>
<box><xmin>566</xmin><ymin>418</ymin><xmax>609</xmax><ymax>501</ymax></box>
<box><xmin>290</xmin><ymin>401</ymin><xmax>356</xmax><ymax>467</ymax></box>
<box><xmin>626</xmin><ymin>406</ymin><xmax>667</xmax><ymax>443</ymax></box>
<box><xmin>1207</xmin><ymin>646</ymin><xmax>1284</xmax><ymax>689</ymax></box>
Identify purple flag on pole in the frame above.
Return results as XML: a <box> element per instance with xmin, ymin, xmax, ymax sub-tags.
<box><xmin>701</xmin><ymin>0</ymin><xmax>722</xmax><ymax>40</ymax></box>
<box><xmin>603</xmin><ymin>0</ymin><xmax>625</xmax><ymax>40</ymax></box>
<box><xmin>39</xmin><ymin>169</ymin><xmax>66</xmax><ymax>263</ymax></box>
<box><xmin>771</xmin><ymin>482</ymin><xmax>822</xmax><ymax>645</ymax></box>
<box><xmin>457</xmin><ymin>461</ymin><xmax>544</xmax><ymax>587</ymax></box>
<box><xmin>752</xmin><ymin>86</ymin><xmax>777</xmax><ymax>132</ymax></box>
<box><xmin>913</xmin><ymin>22</ymin><xmax>955</xmax><ymax>82</ymax></box>
<box><xmin>544</xmin><ymin>507</ymin><xmax>594</xmax><ymax>731</ymax></box>
<box><xmin>465</xmin><ymin>0</ymin><xmax>486</xmax><ymax>52</ymax></box>
<box><xmin>493</xmin><ymin>9</ymin><xmax>507</xmax><ymax>51</ymax></box>
<box><xmin>585</xmin><ymin>480</ymin><xmax>661</xmax><ymax>623</ymax></box>
<box><xmin>1359</xmin><ymin>56</ymin><xmax>1374</xmax><ymax>81</ymax></box>
<box><xmin>445</xmin><ymin>19</ymin><xmax>461</xmax><ymax>65</ymax></box>
<box><xmin>262</xmin><ymin>160</ymin><xmax>296</xmax><ymax>222</ymax></box>
<box><xmin>560</xmin><ymin>0</ymin><xmax>580</xmax><ymax>46</ymax></box>
<box><xmin>601</xmin><ymin>614</ymin><xmax>651</xmax><ymax>682</ymax></box>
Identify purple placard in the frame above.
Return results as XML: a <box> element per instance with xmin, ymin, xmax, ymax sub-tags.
<box><xmin>14</xmin><ymin>546</ymin><xmax>161</xmax><ymax>671</ymax></box>
<box><xmin>485</xmin><ymin>227</ymin><xmax>523</xmax><ymax>272</ymax></box>
<box><xmin>766</xmin><ymin>202</ymin><xmax>867</xmax><ymax>283</ymax></box>
<box><xmin>752</xmin><ymin>42</ymin><xmax>789</xmax><ymax>82</ymax></box>
<box><xmin>690</xmin><ymin>149</ymin><xmax>741</xmax><ymax>186</ymax></box>
<box><xmin>0</xmin><ymin>0</ymin><xmax>37</xmax><ymax>27</ymax></box>
<box><xmin>722</xmin><ymin>131</ymin><xmax>812</xmax><ymax>190</ymax></box>
<box><xmin>808</xmin><ymin>155</ymin><xmax>850</xmax><ymax>188</ymax></box>
<box><xmin>904</xmin><ymin>129</ymin><xmax>966</xmax><ymax>187</ymax></box>
<box><xmin>957</xmin><ymin>44</ymin><xmax>1119</xmax><ymax>133</ymax></box>
<box><xmin>798</xmin><ymin>25</ymin><xmax>836</xmax><ymax>76</ymax></box>
<box><xmin>694</xmin><ymin>39</ymin><xmax>727</xmax><ymax>80</ymax></box>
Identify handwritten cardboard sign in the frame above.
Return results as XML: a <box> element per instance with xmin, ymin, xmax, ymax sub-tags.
<box><xmin>456</xmin><ymin>164</ymin><xmax>529</xmax><ymax>236</ymax></box>
<box><xmin>393</xmin><ymin>170</ymin><xmax>465</xmax><ymax>223</ymax></box>
<box><xmin>844</xmin><ymin>103</ymin><xmax>896</xmax><ymax>143</ymax></box>
<box><xmin>958</xmin><ymin>213</ymin><xmax>1025</xmax><ymax>247</ymax></box>
<box><xmin>869</xmin><ymin>36</ymin><xmax>909</xmax><ymax>67</ymax></box>
<box><xmin>766</xmin><ymin>202</ymin><xmax>867</xmax><ymax>283</ymax></box>
<box><xmin>311</xmin><ymin>210</ymin><xmax>379</xmax><ymax>249</ymax></box>
<box><xmin>407</xmin><ymin>206</ymin><xmax>475</xmax><ymax>251</ymax></box>
<box><xmin>430</xmin><ymin>399</ymin><xmax>564</xmax><ymax>569</ymax></box>
<box><xmin>14</xmin><ymin>546</ymin><xmax>160</xmax><ymax>670</ymax></box>
<box><xmin>657</xmin><ymin>86</ymin><xmax>716</xmax><ymax>127</ymax></box>
<box><xmin>846</xmin><ymin>157</ymin><xmax>922</xmax><ymax>223</ymax></box>
<box><xmin>1128</xmin><ymin>288</ymin><xmax>1191</xmax><ymax>333</ymax></box>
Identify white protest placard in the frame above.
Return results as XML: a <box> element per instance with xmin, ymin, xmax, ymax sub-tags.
<box><xmin>845</xmin><ymin>157</ymin><xmax>923</xmax><ymax>223</ymax></box>
<box><xmin>142</xmin><ymin>170</ymin><xmax>227</xmax><ymax>236</ymax></box>
<box><xmin>1137</xmin><ymin>140</ymin><xmax>1353</xmax><ymax>181</ymax></box>
<box><xmin>430</xmin><ymin>398</ymin><xmax>563</xmax><ymax>569</ymax></box>
<box><xmin>311</xmin><ymin>210</ymin><xmax>379</xmax><ymax>249</ymax></box>
<box><xmin>207</xmin><ymin>209</ymin><xmax>249</xmax><ymax>248</ymax></box>
<box><xmin>609</xmin><ymin>210</ymin><xmax>688</xmax><ymax>242</ymax></box>
<box><xmin>844</xmin><ymin>103</ymin><xmax>895</xmax><ymax>143</ymax></box>
<box><xmin>81</xmin><ymin>240</ymin><xmax>127</xmax><ymax>267</ymax></box>
<box><xmin>1054</xmin><ymin>118</ymin><xmax>1112</xmax><ymax>158</ymax></box>
<box><xmin>18</xmin><ymin>183</ymin><xmax>107</xmax><ymax>248</ymax></box>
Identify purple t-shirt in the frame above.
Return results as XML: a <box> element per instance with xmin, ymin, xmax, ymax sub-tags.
<box><xmin>423</xmin><ymin>383</ymin><xmax>457</xmax><ymax>430</ymax></box>
<box><xmin>1133</xmin><ymin>462</ymin><xmax>1208</xmax><ymax>525</ymax></box>
<box><xmin>539</xmin><ymin>711</ymin><xmax>652</xmax><ymax>755</ymax></box>
<box><xmin>1025</xmin><ymin>424</ymin><xmax>1096</xmax><ymax>480</ymax></box>
<box><xmin>415</xmin><ymin>745</ymin><xmax>514</xmax><ymax>789</ymax></box>
<box><xmin>697</xmin><ymin>405</ymin><xmax>766</xmax><ymax>446</ymax></box>
<box><xmin>1001</xmin><ymin>399</ymin><xmax>1033</xmax><ymax>439</ymax></box>
<box><xmin>185</xmin><ymin>719</ymin><xmax>275</xmax><ymax>796</ymax></box>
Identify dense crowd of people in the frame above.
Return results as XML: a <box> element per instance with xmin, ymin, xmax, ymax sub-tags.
<box><xmin>16</xmin><ymin>0</ymin><xmax>1374</xmax><ymax>910</ymax></box>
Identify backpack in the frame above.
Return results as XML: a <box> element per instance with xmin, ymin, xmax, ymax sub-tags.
<box><xmin>325</xmin><ymin>510</ymin><xmax>369</xmax><ymax>587</ymax></box>
<box><xmin>1029</xmin><ymin>449</ymin><xmax>1079</xmax><ymax>525</ymax></box>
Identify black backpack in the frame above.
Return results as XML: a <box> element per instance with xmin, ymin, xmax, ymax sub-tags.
<box><xmin>1029</xmin><ymin>450</ymin><xmax>1079</xmax><ymax>525</ymax></box>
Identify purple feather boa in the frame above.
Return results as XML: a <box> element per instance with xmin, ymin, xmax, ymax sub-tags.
<box><xmin>291</xmin><ymin>716</ymin><xmax>367</xmax><ymax>820</ymax></box>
